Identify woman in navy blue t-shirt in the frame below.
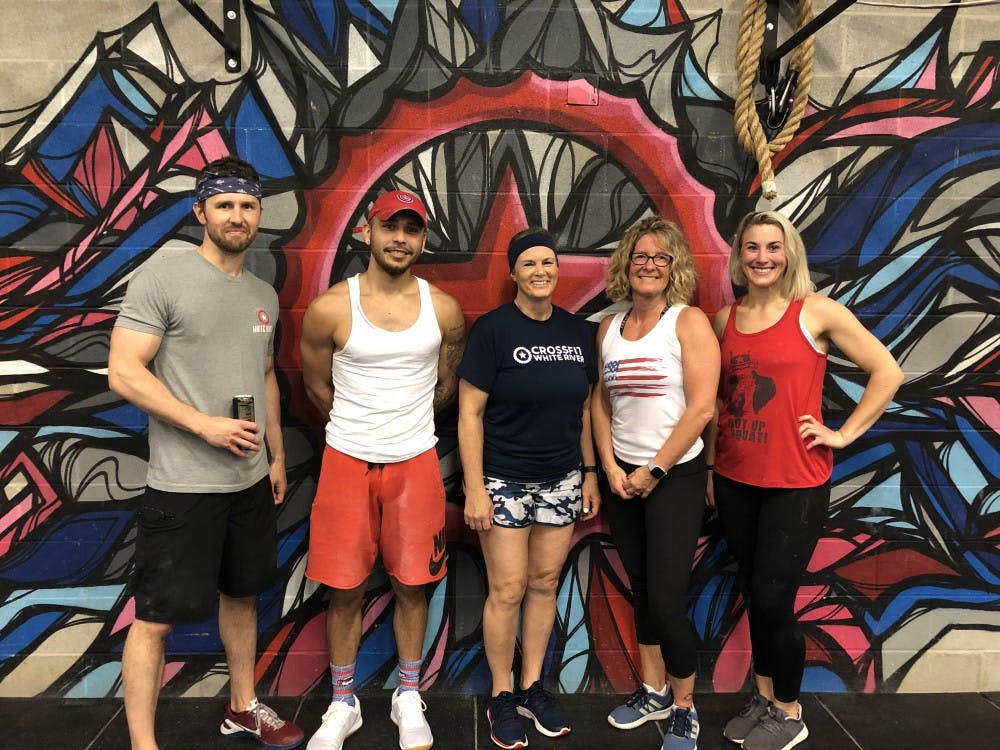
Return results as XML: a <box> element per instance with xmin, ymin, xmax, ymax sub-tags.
<box><xmin>457</xmin><ymin>228</ymin><xmax>600</xmax><ymax>750</ymax></box>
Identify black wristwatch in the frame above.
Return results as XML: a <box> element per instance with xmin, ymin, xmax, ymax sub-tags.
<box><xmin>646</xmin><ymin>459</ymin><xmax>666</xmax><ymax>479</ymax></box>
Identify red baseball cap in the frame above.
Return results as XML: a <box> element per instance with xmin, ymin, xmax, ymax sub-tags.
<box><xmin>367</xmin><ymin>190</ymin><xmax>428</xmax><ymax>226</ymax></box>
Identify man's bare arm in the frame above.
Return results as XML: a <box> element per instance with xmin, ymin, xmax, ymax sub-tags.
<box><xmin>432</xmin><ymin>290</ymin><xmax>466</xmax><ymax>412</ymax></box>
<box><xmin>108</xmin><ymin>326</ymin><xmax>261</xmax><ymax>456</ymax></box>
<box><xmin>300</xmin><ymin>292</ymin><xmax>343</xmax><ymax>419</ymax></box>
<box><xmin>263</xmin><ymin>355</ymin><xmax>287</xmax><ymax>503</ymax></box>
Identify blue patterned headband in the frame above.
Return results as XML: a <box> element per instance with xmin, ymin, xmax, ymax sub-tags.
<box><xmin>195</xmin><ymin>173</ymin><xmax>262</xmax><ymax>202</ymax></box>
<box><xmin>508</xmin><ymin>232</ymin><xmax>557</xmax><ymax>270</ymax></box>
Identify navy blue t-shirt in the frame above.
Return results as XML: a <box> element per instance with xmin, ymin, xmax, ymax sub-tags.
<box><xmin>458</xmin><ymin>303</ymin><xmax>598</xmax><ymax>482</ymax></box>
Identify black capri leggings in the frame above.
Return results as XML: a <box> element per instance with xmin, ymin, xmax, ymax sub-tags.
<box><xmin>602</xmin><ymin>452</ymin><xmax>706</xmax><ymax>680</ymax></box>
<box><xmin>713</xmin><ymin>473</ymin><xmax>830</xmax><ymax>703</ymax></box>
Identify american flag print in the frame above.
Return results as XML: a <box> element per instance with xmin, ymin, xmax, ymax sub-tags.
<box><xmin>603</xmin><ymin>357</ymin><xmax>669</xmax><ymax>398</ymax></box>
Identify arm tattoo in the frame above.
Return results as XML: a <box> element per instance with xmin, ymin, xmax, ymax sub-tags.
<box><xmin>444</xmin><ymin>333</ymin><xmax>465</xmax><ymax>370</ymax></box>
<box><xmin>433</xmin><ymin>328</ymin><xmax>465</xmax><ymax>412</ymax></box>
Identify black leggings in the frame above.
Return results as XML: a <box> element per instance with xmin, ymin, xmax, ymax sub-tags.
<box><xmin>602</xmin><ymin>453</ymin><xmax>706</xmax><ymax>680</ymax></box>
<box><xmin>713</xmin><ymin>473</ymin><xmax>830</xmax><ymax>703</ymax></box>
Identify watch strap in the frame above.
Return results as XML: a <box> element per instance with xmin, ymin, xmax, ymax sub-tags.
<box><xmin>646</xmin><ymin>459</ymin><xmax>666</xmax><ymax>479</ymax></box>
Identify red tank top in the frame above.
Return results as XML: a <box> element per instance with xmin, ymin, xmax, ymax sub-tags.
<box><xmin>715</xmin><ymin>298</ymin><xmax>832</xmax><ymax>488</ymax></box>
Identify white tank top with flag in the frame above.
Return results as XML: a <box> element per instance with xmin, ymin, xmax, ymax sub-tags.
<box><xmin>600</xmin><ymin>304</ymin><xmax>702</xmax><ymax>466</ymax></box>
<box><xmin>325</xmin><ymin>274</ymin><xmax>441</xmax><ymax>462</ymax></box>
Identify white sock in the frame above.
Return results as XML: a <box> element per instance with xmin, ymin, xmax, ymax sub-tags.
<box><xmin>643</xmin><ymin>681</ymin><xmax>668</xmax><ymax>696</ymax></box>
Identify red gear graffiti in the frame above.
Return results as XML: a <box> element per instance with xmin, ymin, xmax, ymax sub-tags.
<box><xmin>282</xmin><ymin>71</ymin><xmax>731</xmax><ymax>395</ymax></box>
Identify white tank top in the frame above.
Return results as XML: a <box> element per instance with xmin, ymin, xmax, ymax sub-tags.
<box><xmin>325</xmin><ymin>274</ymin><xmax>441</xmax><ymax>462</ymax></box>
<box><xmin>600</xmin><ymin>304</ymin><xmax>703</xmax><ymax>466</ymax></box>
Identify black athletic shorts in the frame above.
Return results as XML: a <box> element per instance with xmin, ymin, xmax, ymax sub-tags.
<box><xmin>131</xmin><ymin>477</ymin><xmax>277</xmax><ymax>624</ymax></box>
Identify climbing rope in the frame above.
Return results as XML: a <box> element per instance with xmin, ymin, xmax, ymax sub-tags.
<box><xmin>734</xmin><ymin>0</ymin><xmax>815</xmax><ymax>201</ymax></box>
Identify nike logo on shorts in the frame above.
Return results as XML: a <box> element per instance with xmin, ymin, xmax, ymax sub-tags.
<box><xmin>428</xmin><ymin>527</ymin><xmax>446</xmax><ymax>576</ymax></box>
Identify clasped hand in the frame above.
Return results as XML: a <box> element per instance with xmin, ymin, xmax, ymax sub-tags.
<box><xmin>608</xmin><ymin>465</ymin><xmax>656</xmax><ymax>499</ymax></box>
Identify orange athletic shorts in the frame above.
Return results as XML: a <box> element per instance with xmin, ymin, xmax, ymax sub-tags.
<box><xmin>306</xmin><ymin>445</ymin><xmax>447</xmax><ymax>589</ymax></box>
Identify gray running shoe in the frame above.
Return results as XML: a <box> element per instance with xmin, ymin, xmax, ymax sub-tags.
<box><xmin>742</xmin><ymin>705</ymin><xmax>808</xmax><ymax>750</ymax></box>
<box><xmin>607</xmin><ymin>685</ymin><xmax>673</xmax><ymax>729</ymax></box>
<box><xmin>723</xmin><ymin>691</ymin><xmax>770</xmax><ymax>744</ymax></box>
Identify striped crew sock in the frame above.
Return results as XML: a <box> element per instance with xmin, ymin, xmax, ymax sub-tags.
<box><xmin>330</xmin><ymin>662</ymin><xmax>356</xmax><ymax>705</ymax></box>
<box><xmin>397</xmin><ymin>657</ymin><xmax>422</xmax><ymax>693</ymax></box>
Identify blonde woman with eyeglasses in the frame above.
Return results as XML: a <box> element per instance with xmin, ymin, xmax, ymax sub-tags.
<box><xmin>591</xmin><ymin>215</ymin><xmax>720</xmax><ymax>750</ymax></box>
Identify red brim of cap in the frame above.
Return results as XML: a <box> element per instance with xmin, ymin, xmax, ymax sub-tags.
<box><xmin>368</xmin><ymin>208</ymin><xmax>426</xmax><ymax>225</ymax></box>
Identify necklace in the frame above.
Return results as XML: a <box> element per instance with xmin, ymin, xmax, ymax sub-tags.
<box><xmin>619</xmin><ymin>304</ymin><xmax>667</xmax><ymax>334</ymax></box>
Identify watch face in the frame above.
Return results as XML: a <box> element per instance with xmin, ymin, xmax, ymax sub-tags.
<box><xmin>647</xmin><ymin>461</ymin><xmax>666</xmax><ymax>479</ymax></box>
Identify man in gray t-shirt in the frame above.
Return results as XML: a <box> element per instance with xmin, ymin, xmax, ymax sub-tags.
<box><xmin>108</xmin><ymin>156</ymin><xmax>303</xmax><ymax>750</ymax></box>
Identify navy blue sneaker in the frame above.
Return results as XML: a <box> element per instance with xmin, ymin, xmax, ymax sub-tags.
<box><xmin>487</xmin><ymin>692</ymin><xmax>528</xmax><ymax>749</ymax></box>
<box><xmin>516</xmin><ymin>680</ymin><xmax>571</xmax><ymax>738</ymax></box>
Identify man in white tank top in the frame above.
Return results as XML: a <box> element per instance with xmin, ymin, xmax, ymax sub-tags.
<box><xmin>300</xmin><ymin>191</ymin><xmax>465</xmax><ymax>750</ymax></box>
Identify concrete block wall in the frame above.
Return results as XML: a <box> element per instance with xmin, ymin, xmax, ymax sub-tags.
<box><xmin>0</xmin><ymin>0</ymin><xmax>996</xmax><ymax>698</ymax></box>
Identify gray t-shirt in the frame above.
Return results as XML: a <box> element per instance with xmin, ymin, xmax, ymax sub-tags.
<box><xmin>115</xmin><ymin>247</ymin><xmax>277</xmax><ymax>492</ymax></box>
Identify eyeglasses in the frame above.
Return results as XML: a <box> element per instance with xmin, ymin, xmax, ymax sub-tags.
<box><xmin>630</xmin><ymin>252</ymin><xmax>673</xmax><ymax>267</ymax></box>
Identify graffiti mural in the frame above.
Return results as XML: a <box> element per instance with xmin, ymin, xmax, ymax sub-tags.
<box><xmin>0</xmin><ymin>1</ymin><xmax>997</xmax><ymax>698</ymax></box>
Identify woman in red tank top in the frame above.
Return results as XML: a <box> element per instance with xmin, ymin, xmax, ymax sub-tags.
<box><xmin>707</xmin><ymin>211</ymin><xmax>902</xmax><ymax>750</ymax></box>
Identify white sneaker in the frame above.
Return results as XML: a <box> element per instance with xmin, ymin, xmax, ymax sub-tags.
<box><xmin>306</xmin><ymin>697</ymin><xmax>363</xmax><ymax>750</ymax></box>
<box><xmin>390</xmin><ymin>688</ymin><xmax>433</xmax><ymax>750</ymax></box>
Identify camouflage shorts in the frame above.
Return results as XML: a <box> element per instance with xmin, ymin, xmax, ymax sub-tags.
<box><xmin>483</xmin><ymin>470</ymin><xmax>582</xmax><ymax>528</ymax></box>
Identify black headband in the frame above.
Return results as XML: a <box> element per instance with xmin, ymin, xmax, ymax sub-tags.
<box><xmin>508</xmin><ymin>232</ymin><xmax>557</xmax><ymax>270</ymax></box>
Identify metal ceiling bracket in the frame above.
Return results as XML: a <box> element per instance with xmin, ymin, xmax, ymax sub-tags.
<box><xmin>760</xmin><ymin>0</ymin><xmax>781</xmax><ymax>91</ymax></box>
<box><xmin>763</xmin><ymin>0</ymin><xmax>858</xmax><ymax>68</ymax></box>
<box><xmin>176</xmin><ymin>0</ymin><xmax>242</xmax><ymax>72</ymax></box>
<box><xmin>757</xmin><ymin>0</ymin><xmax>858</xmax><ymax>132</ymax></box>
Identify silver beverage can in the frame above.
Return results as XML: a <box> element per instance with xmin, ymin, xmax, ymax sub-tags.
<box><xmin>232</xmin><ymin>395</ymin><xmax>255</xmax><ymax>422</ymax></box>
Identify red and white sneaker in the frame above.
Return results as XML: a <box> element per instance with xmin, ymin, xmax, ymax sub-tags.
<box><xmin>221</xmin><ymin>698</ymin><xmax>305</xmax><ymax>749</ymax></box>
